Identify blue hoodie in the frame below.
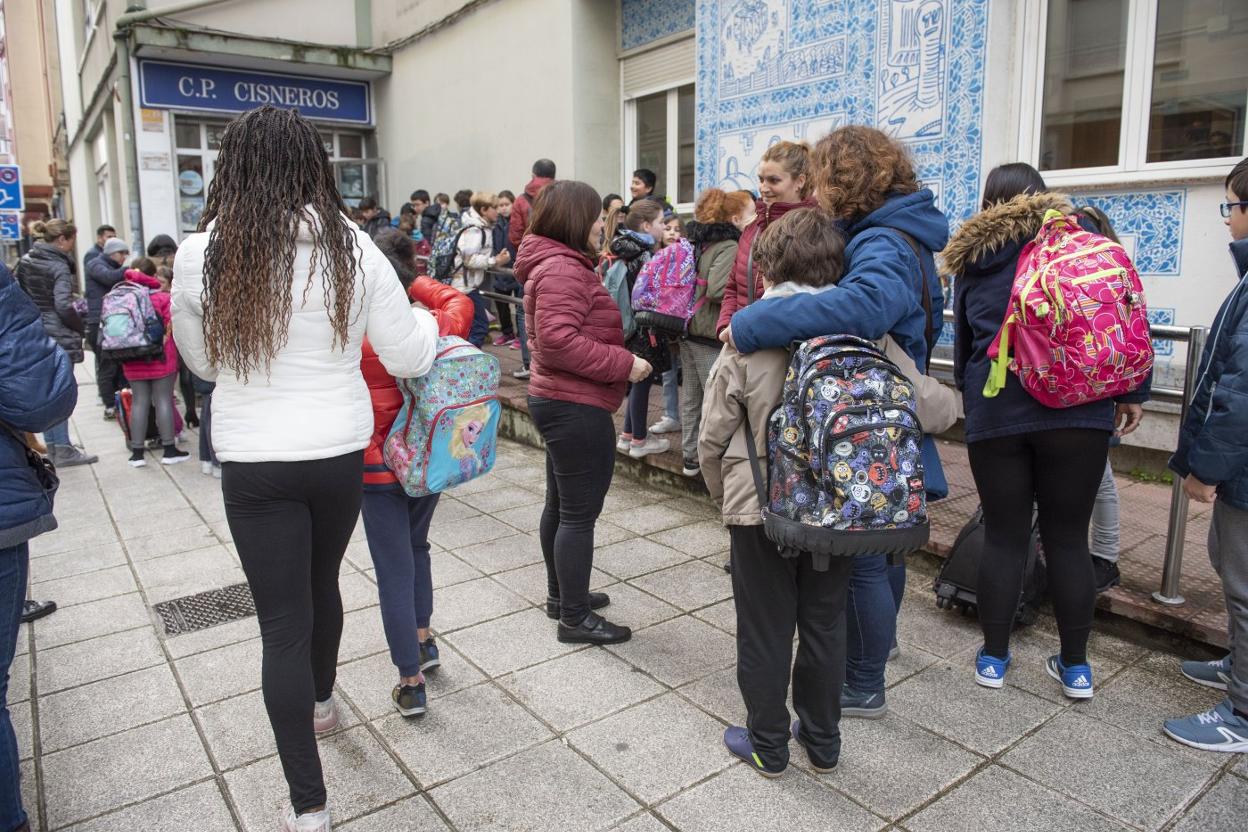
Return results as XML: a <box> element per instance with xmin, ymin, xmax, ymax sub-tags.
<box><xmin>729</xmin><ymin>189</ymin><xmax>950</xmax><ymax>368</ymax></box>
<box><xmin>1170</xmin><ymin>237</ymin><xmax>1248</xmax><ymax>510</ymax></box>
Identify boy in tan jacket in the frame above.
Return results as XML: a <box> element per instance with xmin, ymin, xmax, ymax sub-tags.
<box><xmin>699</xmin><ymin>208</ymin><xmax>852</xmax><ymax>777</ymax></box>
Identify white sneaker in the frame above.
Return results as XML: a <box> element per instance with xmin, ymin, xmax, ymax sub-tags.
<box><xmin>616</xmin><ymin>434</ymin><xmax>631</xmax><ymax>453</ymax></box>
<box><xmin>629</xmin><ymin>436</ymin><xmax>670</xmax><ymax>459</ymax></box>
<box><xmin>200</xmin><ymin>461</ymin><xmax>214</xmax><ymax>476</ymax></box>
<box><xmin>649</xmin><ymin>416</ymin><xmax>681</xmax><ymax>434</ymax></box>
<box><xmin>313</xmin><ymin>696</ymin><xmax>339</xmax><ymax>734</ymax></box>
<box><xmin>283</xmin><ymin>805</ymin><xmax>331</xmax><ymax>832</ymax></box>
<box><xmin>212</xmin><ymin>464</ymin><xmax>222</xmax><ymax>479</ymax></box>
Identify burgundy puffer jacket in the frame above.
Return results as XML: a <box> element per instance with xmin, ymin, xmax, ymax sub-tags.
<box><xmin>516</xmin><ymin>234</ymin><xmax>634</xmax><ymax>412</ymax></box>
<box><xmin>716</xmin><ymin>196</ymin><xmax>818</xmax><ymax>332</ymax></box>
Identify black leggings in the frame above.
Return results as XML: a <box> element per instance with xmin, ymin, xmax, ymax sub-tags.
<box><xmin>528</xmin><ymin>396</ymin><xmax>616</xmax><ymax>625</ymax></box>
<box><xmin>968</xmin><ymin>429</ymin><xmax>1109</xmax><ymax>666</ymax></box>
<box><xmin>222</xmin><ymin>451</ymin><xmax>364</xmax><ymax>813</ymax></box>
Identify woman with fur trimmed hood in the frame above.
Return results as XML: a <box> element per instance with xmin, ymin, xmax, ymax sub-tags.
<box><xmin>946</xmin><ymin>162</ymin><xmax>1149</xmax><ymax>701</ymax></box>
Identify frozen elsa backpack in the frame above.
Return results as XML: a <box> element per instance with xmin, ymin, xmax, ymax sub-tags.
<box><xmin>631</xmin><ymin>238</ymin><xmax>703</xmax><ymax>334</ymax></box>
<box><xmin>384</xmin><ymin>336</ymin><xmax>501</xmax><ymax>497</ymax></box>
<box><xmin>985</xmin><ymin>209</ymin><xmax>1152</xmax><ymax>408</ymax></box>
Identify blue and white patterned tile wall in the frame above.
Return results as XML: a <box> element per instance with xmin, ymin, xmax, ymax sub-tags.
<box><xmin>696</xmin><ymin>0</ymin><xmax>990</xmax><ymax>223</ymax></box>
<box><xmin>622</xmin><ymin>0</ymin><xmax>697</xmax><ymax>51</ymax></box>
<box><xmin>1069</xmin><ymin>190</ymin><xmax>1186</xmax><ymax>277</ymax></box>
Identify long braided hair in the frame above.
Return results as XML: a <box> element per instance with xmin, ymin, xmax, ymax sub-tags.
<box><xmin>198</xmin><ymin>106</ymin><xmax>362</xmax><ymax>379</ymax></box>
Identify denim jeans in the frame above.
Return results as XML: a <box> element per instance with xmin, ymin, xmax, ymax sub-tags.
<box><xmin>0</xmin><ymin>543</ymin><xmax>29</xmax><ymax>831</ymax></box>
<box><xmin>515</xmin><ymin>299</ymin><xmax>531</xmax><ymax>368</ymax></box>
<box><xmin>844</xmin><ymin>555</ymin><xmax>906</xmax><ymax>694</ymax></box>
<box><xmin>467</xmin><ymin>290</ymin><xmax>490</xmax><ymax>348</ymax></box>
<box><xmin>43</xmin><ymin>420</ymin><xmax>70</xmax><ymax>447</ymax></box>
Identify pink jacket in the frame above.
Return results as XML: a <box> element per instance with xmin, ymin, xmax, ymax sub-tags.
<box><xmin>121</xmin><ymin>271</ymin><xmax>179</xmax><ymax>381</ymax></box>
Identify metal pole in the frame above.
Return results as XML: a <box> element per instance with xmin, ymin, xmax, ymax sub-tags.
<box><xmin>1153</xmin><ymin>325</ymin><xmax>1209</xmax><ymax>606</ymax></box>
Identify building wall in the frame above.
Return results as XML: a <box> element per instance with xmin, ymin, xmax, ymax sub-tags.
<box><xmin>5</xmin><ymin>1</ymin><xmax>57</xmax><ymax>201</ymax></box>
<box><xmin>166</xmin><ymin>0</ymin><xmax>360</xmax><ymax>47</ymax></box>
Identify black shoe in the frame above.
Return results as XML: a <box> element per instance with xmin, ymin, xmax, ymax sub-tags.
<box><xmin>102</xmin><ymin>407</ymin><xmax>116</xmax><ymax>421</ymax></box>
<box><xmin>545</xmin><ymin>592</ymin><xmax>610</xmax><ymax>620</ymax></box>
<box><xmin>557</xmin><ymin>611</ymin><xmax>631</xmax><ymax>645</ymax></box>
<box><xmin>1092</xmin><ymin>557</ymin><xmax>1121</xmax><ymax>593</ymax></box>
<box><xmin>161</xmin><ymin>445</ymin><xmax>190</xmax><ymax>466</ymax></box>
<box><xmin>392</xmin><ymin>682</ymin><xmax>427</xmax><ymax>717</ymax></box>
<box><xmin>21</xmin><ymin>600</ymin><xmax>56</xmax><ymax>623</ymax></box>
<box><xmin>682</xmin><ymin>459</ymin><xmax>701</xmax><ymax>477</ymax></box>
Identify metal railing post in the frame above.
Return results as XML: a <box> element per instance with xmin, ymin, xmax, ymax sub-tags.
<box><xmin>1153</xmin><ymin>325</ymin><xmax>1208</xmax><ymax>607</ymax></box>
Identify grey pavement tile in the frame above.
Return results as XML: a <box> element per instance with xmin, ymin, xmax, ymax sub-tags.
<box><xmin>377</xmin><ymin>683</ymin><xmax>552</xmax><ymax>787</ymax></box>
<box><xmin>600</xmin><ymin>487</ymin><xmax>663</xmax><ymax>515</ymax></box>
<box><xmin>38</xmin><ymin>627</ymin><xmax>167</xmax><ymax>694</ymax></box>
<box><xmin>62</xmin><ymin>781</ymin><xmax>236</xmax><ymax>832</ymax></box>
<box><xmin>338</xmin><ymin>604</ymin><xmax>391</xmax><ymax>662</ymax></box>
<box><xmin>30</xmin><ymin>564</ymin><xmax>137</xmax><ymax>608</ymax></box>
<box><xmin>42</xmin><ymin>715</ymin><xmax>214</xmax><ymax>828</ymax></box>
<box><xmin>1172</xmin><ymin>774</ymin><xmax>1248</xmax><ymax>832</ymax></box>
<box><xmin>343</xmin><ymin>537</ymin><xmax>375</xmax><ymax>572</ymax></box>
<box><xmin>335</xmin><ymin>644</ymin><xmax>486</xmax><ymax>720</ymax></box>
<box><xmin>339</xmin><ymin>569</ymin><xmax>380</xmax><ymax>612</ymax></box>
<box><xmin>27</xmin><ymin>544</ymin><xmax>126</xmax><ymax>583</ymax></box>
<box><xmin>457</xmin><ymin>485</ymin><xmax>545</xmax><ymax>514</ymax></box>
<box><xmin>225</xmin><ymin>726</ymin><xmax>416</xmax><ymax>831</ymax></box>
<box><xmin>608</xmin><ymin>813</ymin><xmax>671</xmax><ymax>832</ymax></box>
<box><xmin>904</xmin><ymin>765</ymin><xmax>1130</xmax><ymax>832</ymax></box>
<box><xmin>569</xmin><ymin>693</ymin><xmax>734</xmax><ymax>803</ymax></box>
<box><xmin>430</xmin><ymin>551</ymin><xmax>484</xmax><ymax>589</ymax></box>
<box><xmin>132</xmin><ymin>545</ymin><xmax>246</xmax><ymax>604</ymax></box>
<box><xmin>443</xmin><ymin>608</ymin><xmax>581</xmax><ymax>677</ymax></box>
<box><xmin>491</xmin><ymin>501</ymin><xmax>544</xmax><ymax>533</ymax></box>
<box><xmin>11</xmin><ymin>700</ymin><xmax>29</xmax><ymax>760</ymax></box>
<box><xmin>197</xmin><ymin>687</ymin><xmax>359</xmax><ymax>771</ymax></box>
<box><xmin>884</xmin><ymin>644</ymin><xmax>940</xmax><ymax>689</ymax></box>
<box><xmin>163</xmin><ymin>614</ymin><xmax>260</xmax><ymax>659</ymax></box>
<box><xmin>428</xmin><ymin>514</ymin><xmax>516</xmax><ymax>551</ymax></box>
<box><xmin>26</xmin><ymin>525</ymin><xmax>119</xmax><ymax>559</ymax></box>
<box><xmin>1032</xmin><ymin>616</ymin><xmax>1149</xmax><ymax>666</ymax></box>
<box><xmin>19</xmin><ymin>760</ymin><xmax>34</xmax><ymax>831</ymax></box>
<box><xmin>887</xmin><ymin>660</ymin><xmax>1061</xmax><ymax>755</ymax></box>
<box><xmin>817</xmin><ymin>717</ymin><xmax>983</xmax><ymax>820</ymax></box>
<box><xmin>629</xmin><ymin>560</ymin><xmax>732</xmax><ymax>611</ymax></box>
<box><xmin>894</xmin><ymin>596</ymin><xmax>983</xmax><ymax>658</ymax></box>
<box><xmin>603</xmin><ymin>504</ymin><xmax>700</xmax><ymax>536</ymax></box>
<box><xmin>1236</xmin><ymin>755</ymin><xmax>1247</xmax><ymax>778</ymax></box>
<box><xmin>664</xmin><ymin>496</ymin><xmax>720</xmax><ymax>519</ymax></box>
<box><xmin>1078</xmin><ymin>665</ymin><xmax>1225</xmax><ymax>760</ymax></box>
<box><xmin>124</xmin><ymin>525</ymin><xmax>220</xmax><ymax>561</ymax></box>
<box><xmin>440</xmin><ymin>470</ymin><xmax>508</xmax><ymax>496</ymax></box>
<box><xmin>338</xmin><ymin>797</ymin><xmax>450</xmax><ymax>831</ymax></box>
<box><xmin>1001</xmin><ymin>711</ymin><xmax>1219</xmax><ymax>831</ymax></box>
<box><xmin>500</xmin><ymin>648</ymin><xmax>666</xmax><ymax>731</ymax></box>
<box><xmin>657</xmin><ymin>764</ymin><xmax>883</xmax><ymax>832</ymax></box>
<box><xmin>592</xmin><ymin>582</ymin><xmax>683</xmax><ymax>630</ymax></box>
<box><xmin>678</xmin><ymin>666</ymin><xmax>744</xmax><ymax>725</ymax></box>
<box><xmin>175</xmin><ymin>636</ymin><xmax>262</xmax><ymax>706</ymax></box>
<box><xmin>607</xmin><ymin>616</ymin><xmax>736</xmax><ymax>687</ymax></box>
<box><xmin>491</xmin><ymin>562</ymin><xmax>614</xmax><ymax>606</ymax></box>
<box><xmin>593</xmin><ymin>538</ymin><xmax>689</xmax><ymax>581</ymax></box>
<box><xmin>428</xmin><ymin>497</ymin><xmax>481</xmax><ymax>522</ymax></box>
<box><xmin>430</xmin><ymin>741</ymin><xmax>640</xmax><ymax>832</ymax></box>
<box><xmin>594</xmin><ymin>521</ymin><xmax>638</xmax><ymax>546</ymax></box>
<box><xmin>34</xmin><ymin>592</ymin><xmax>151</xmax><ymax>649</ymax></box>
<box><xmin>8</xmin><ymin>653</ymin><xmax>28</xmax><ymax>704</ymax></box>
<box><xmin>995</xmin><ymin>627</ymin><xmax>1125</xmax><ymax>705</ymax></box>
<box><xmin>692</xmin><ymin>597</ymin><xmax>736</xmax><ymax>635</ymax></box>
<box><xmin>429</xmin><ymin>577</ymin><xmax>527</xmax><ymax>633</ymax></box>
<box><xmin>452</xmin><ymin>533</ymin><xmax>544</xmax><ymax>575</ymax></box>
<box><xmin>648</xmin><ymin>520</ymin><xmax>731</xmax><ymax>559</ymax></box>
<box><xmin>40</xmin><ymin>664</ymin><xmax>186</xmax><ymax>752</ymax></box>
<box><xmin>112</xmin><ymin>506</ymin><xmax>206</xmax><ymax>540</ymax></box>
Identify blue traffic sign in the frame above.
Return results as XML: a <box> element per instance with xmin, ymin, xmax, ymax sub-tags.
<box><xmin>0</xmin><ymin>166</ymin><xmax>22</xmax><ymax>212</ymax></box>
<box><xmin>0</xmin><ymin>211</ymin><xmax>19</xmax><ymax>242</ymax></box>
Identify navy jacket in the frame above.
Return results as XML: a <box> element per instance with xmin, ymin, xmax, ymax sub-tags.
<box><xmin>85</xmin><ymin>254</ymin><xmax>126</xmax><ymax>325</ymax></box>
<box><xmin>0</xmin><ymin>262</ymin><xmax>78</xmax><ymax>548</ymax></box>
<box><xmin>730</xmin><ymin>189</ymin><xmax>949</xmax><ymax>369</ymax></box>
<box><xmin>947</xmin><ymin>192</ymin><xmax>1149</xmax><ymax>443</ymax></box>
<box><xmin>1170</xmin><ymin>238</ymin><xmax>1248</xmax><ymax>510</ymax></box>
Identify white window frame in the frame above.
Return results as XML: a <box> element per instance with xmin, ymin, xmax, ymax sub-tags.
<box><xmin>1018</xmin><ymin>0</ymin><xmax>1248</xmax><ymax>188</ymax></box>
<box><xmin>622</xmin><ymin>79</ymin><xmax>696</xmax><ymax>215</ymax></box>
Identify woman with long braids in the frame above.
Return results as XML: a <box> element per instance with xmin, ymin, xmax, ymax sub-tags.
<box><xmin>172</xmin><ymin>107</ymin><xmax>437</xmax><ymax>832</ymax></box>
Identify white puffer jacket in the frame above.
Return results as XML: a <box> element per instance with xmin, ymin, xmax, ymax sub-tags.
<box><xmin>172</xmin><ymin>212</ymin><xmax>438</xmax><ymax>463</ymax></box>
<box><xmin>453</xmin><ymin>208</ymin><xmax>496</xmax><ymax>293</ymax></box>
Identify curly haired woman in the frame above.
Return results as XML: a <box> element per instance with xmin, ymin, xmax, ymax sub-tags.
<box><xmin>172</xmin><ymin>107</ymin><xmax>438</xmax><ymax>832</ymax></box>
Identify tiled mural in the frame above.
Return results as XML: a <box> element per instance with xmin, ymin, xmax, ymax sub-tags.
<box><xmin>696</xmin><ymin>0</ymin><xmax>990</xmax><ymax>223</ymax></box>
<box><xmin>621</xmin><ymin>0</ymin><xmax>697</xmax><ymax>51</ymax></box>
<box><xmin>1069</xmin><ymin>190</ymin><xmax>1186</xmax><ymax>277</ymax></box>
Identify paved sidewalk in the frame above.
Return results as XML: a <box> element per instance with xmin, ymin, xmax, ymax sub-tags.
<box><xmin>15</xmin><ymin>384</ymin><xmax>1247</xmax><ymax>830</ymax></box>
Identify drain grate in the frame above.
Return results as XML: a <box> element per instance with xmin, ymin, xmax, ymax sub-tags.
<box><xmin>154</xmin><ymin>582</ymin><xmax>256</xmax><ymax>636</ymax></box>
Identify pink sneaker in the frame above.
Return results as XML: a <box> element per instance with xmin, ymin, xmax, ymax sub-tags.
<box><xmin>508</xmin><ymin>338</ymin><xmax>521</xmax><ymax>350</ymax></box>
<box><xmin>313</xmin><ymin>696</ymin><xmax>339</xmax><ymax>734</ymax></box>
<box><xmin>494</xmin><ymin>334</ymin><xmax>513</xmax><ymax>346</ymax></box>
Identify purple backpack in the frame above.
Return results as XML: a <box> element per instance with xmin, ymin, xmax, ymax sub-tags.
<box><xmin>630</xmin><ymin>238</ymin><xmax>703</xmax><ymax>334</ymax></box>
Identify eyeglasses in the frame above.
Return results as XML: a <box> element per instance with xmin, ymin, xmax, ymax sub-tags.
<box><xmin>1220</xmin><ymin>201</ymin><xmax>1248</xmax><ymax>218</ymax></box>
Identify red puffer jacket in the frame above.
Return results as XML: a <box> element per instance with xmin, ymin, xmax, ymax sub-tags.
<box><xmin>715</xmin><ymin>196</ymin><xmax>818</xmax><ymax>332</ymax></box>
<box><xmin>516</xmin><ymin>234</ymin><xmax>634</xmax><ymax>412</ymax></box>
<box><xmin>508</xmin><ymin>176</ymin><xmax>553</xmax><ymax>250</ymax></box>
<box><xmin>362</xmin><ymin>277</ymin><xmax>474</xmax><ymax>489</ymax></box>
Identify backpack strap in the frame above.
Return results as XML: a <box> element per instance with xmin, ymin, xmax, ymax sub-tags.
<box><xmin>742</xmin><ymin>411</ymin><xmax>769</xmax><ymax>512</ymax></box>
<box><xmin>889</xmin><ymin>229</ymin><xmax>934</xmax><ymax>373</ymax></box>
<box><xmin>744</xmin><ymin>248</ymin><xmax>756</xmax><ymax>307</ymax></box>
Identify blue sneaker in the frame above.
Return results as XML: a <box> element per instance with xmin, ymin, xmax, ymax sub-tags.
<box><xmin>1046</xmin><ymin>654</ymin><xmax>1094</xmax><ymax>699</ymax></box>
<box><xmin>1163</xmin><ymin>700</ymin><xmax>1248</xmax><ymax>753</ymax></box>
<box><xmin>791</xmin><ymin>720</ymin><xmax>837</xmax><ymax>774</ymax></box>
<box><xmin>841</xmin><ymin>685</ymin><xmax>887</xmax><ymax>718</ymax></box>
<box><xmin>974</xmin><ymin>648</ymin><xmax>1011</xmax><ymax>689</ymax></box>
<box><xmin>1180</xmin><ymin>655</ymin><xmax>1231</xmax><ymax>691</ymax></box>
<box><xmin>722</xmin><ymin>726</ymin><xmax>786</xmax><ymax>778</ymax></box>
<box><xmin>419</xmin><ymin>637</ymin><xmax>440</xmax><ymax>672</ymax></box>
<box><xmin>392</xmin><ymin>682</ymin><xmax>427</xmax><ymax>717</ymax></box>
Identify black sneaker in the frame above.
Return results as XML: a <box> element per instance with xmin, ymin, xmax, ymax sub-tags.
<box><xmin>128</xmin><ymin>449</ymin><xmax>147</xmax><ymax>468</ymax></box>
<box><xmin>1092</xmin><ymin>557</ymin><xmax>1121</xmax><ymax>593</ymax></box>
<box><xmin>392</xmin><ymin>682</ymin><xmax>427</xmax><ymax>717</ymax></box>
<box><xmin>419</xmin><ymin>637</ymin><xmax>441</xmax><ymax>672</ymax></box>
<box><xmin>682</xmin><ymin>459</ymin><xmax>700</xmax><ymax>477</ymax></box>
<box><xmin>21</xmin><ymin>600</ymin><xmax>56</xmax><ymax>623</ymax></box>
<box><xmin>102</xmin><ymin>407</ymin><xmax>116</xmax><ymax>421</ymax></box>
<box><xmin>161</xmin><ymin>445</ymin><xmax>190</xmax><ymax>466</ymax></box>
<box><xmin>545</xmin><ymin>592</ymin><xmax>610</xmax><ymax>620</ymax></box>
<box><xmin>557</xmin><ymin>611</ymin><xmax>631</xmax><ymax>645</ymax></box>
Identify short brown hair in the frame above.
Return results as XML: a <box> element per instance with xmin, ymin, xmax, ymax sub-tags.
<box><xmin>812</xmin><ymin>126</ymin><xmax>920</xmax><ymax>221</ymax></box>
<box><xmin>1227</xmin><ymin>157</ymin><xmax>1248</xmax><ymax>200</ymax></box>
<box><xmin>528</xmin><ymin>180</ymin><xmax>601</xmax><ymax>261</ymax></box>
<box><xmin>694</xmin><ymin>188</ymin><xmax>755</xmax><ymax>224</ymax></box>
<box><xmin>752</xmin><ymin>208</ymin><xmax>845</xmax><ymax>289</ymax></box>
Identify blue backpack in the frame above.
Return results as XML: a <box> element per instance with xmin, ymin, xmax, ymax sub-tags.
<box><xmin>429</xmin><ymin>210</ymin><xmax>467</xmax><ymax>284</ymax></box>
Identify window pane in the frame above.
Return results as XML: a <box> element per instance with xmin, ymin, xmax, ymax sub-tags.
<box><xmin>337</xmin><ymin>133</ymin><xmax>364</xmax><ymax>159</ymax></box>
<box><xmin>205</xmin><ymin>123</ymin><xmax>227</xmax><ymax>150</ymax></box>
<box><xmin>677</xmin><ymin>84</ymin><xmax>695</xmax><ymax>205</ymax></box>
<box><xmin>1147</xmin><ymin>0</ymin><xmax>1248</xmax><ymax>163</ymax></box>
<box><xmin>635</xmin><ymin>92</ymin><xmax>667</xmax><ymax>199</ymax></box>
<box><xmin>319</xmin><ymin>132</ymin><xmax>335</xmax><ymax>157</ymax></box>
<box><xmin>174</xmin><ymin>121</ymin><xmax>201</xmax><ymax>150</ymax></box>
<box><xmin>177</xmin><ymin>155</ymin><xmax>205</xmax><ymax>233</ymax></box>
<box><xmin>1039</xmin><ymin>0</ymin><xmax>1128</xmax><ymax>170</ymax></box>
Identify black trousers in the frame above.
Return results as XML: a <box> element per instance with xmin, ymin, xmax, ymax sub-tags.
<box><xmin>222</xmin><ymin>451</ymin><xmax>364</xmax><ymax>813</ymax></box>
<box><xmin>967</xmin><ymin>429</ymin><xmax>1109</xmax><ymax>665</ymax></box>
<box><xmin>731</xmin><ymin>525</ymin><xmax>852</xmax><ymax>769</ymax></box>
<box><xmin>528</xmin><ymin>396</ymin><xmax>616</xmax><ymax>625</ymax></box>
<box><xmin>86</xmin><ymin>323</ymin><xmax>127</xmax><ymax>408</ymax></box>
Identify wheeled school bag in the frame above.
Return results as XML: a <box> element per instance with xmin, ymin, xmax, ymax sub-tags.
<box><xmin>985</xmin><ymin>209</ymin><xmax>1153</xmax><ymax>408</ymax></box>
<box><xmin>384</xmin><ymin>336</ymin><xmax>501</xmax><ymax>497</ymax></box>
<box><xmin>631</xmin><ymin>238</ymin><xmax>703</xmax><ymax>334</ymax></box>
<box><xmin>744</xmin><ymin>335</ymin><xmax>929</xmax><ymax>570</ymax></box>
<box><xmin>932</xmin><ymin>506</ymin><xmax>1047</xmax><ymax>627</ymax></box>
<box><xmin>98</xmin><ymin>282</ymin><xmax>165</xmax><ymax>360</ymax></box>
<box><xmin>113</xmin><ymin>389</ymin><xmax>185</xmax><ymax>445</ymax></box>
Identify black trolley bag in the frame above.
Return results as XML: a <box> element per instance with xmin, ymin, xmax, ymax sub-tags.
<box><xmin>932</xmin><ymin>506</ymin><xmax>1048</xmax><ymax>626</ymax></box>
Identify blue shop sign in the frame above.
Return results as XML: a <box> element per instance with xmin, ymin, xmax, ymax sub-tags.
<box><xmin>138</xmin><ymin>60</ymin><xmax>371</xmax><ymax>125</ymax></box>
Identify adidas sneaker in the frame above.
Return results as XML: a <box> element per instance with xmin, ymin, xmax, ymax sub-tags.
<box><xmin>974</xmin><ymin>648</ymin><xmax>1010</xmax><ymax>689</ymax></box>
<box><xmin>1046</xmin><ymin>654</ymin><xmax>1094</xmax><ymax>699</ymax></box>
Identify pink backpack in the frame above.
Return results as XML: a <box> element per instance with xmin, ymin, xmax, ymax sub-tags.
<box><xmin>985</xmin><ymin>210</ymin><xmax>1153</xmax><ymax>408</ymax></box>
<box><xmin>631</xmin><ymin>238</ymin><xmax>704</xmax><ymax>334</ymax></box>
